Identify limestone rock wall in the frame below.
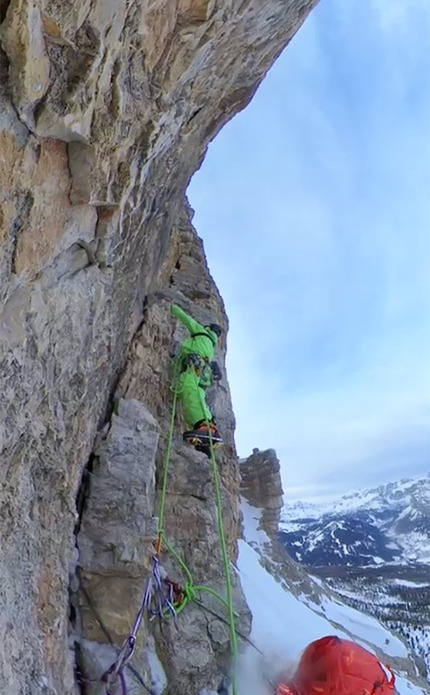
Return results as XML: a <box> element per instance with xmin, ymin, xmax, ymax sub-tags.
<box><xmin>240</xmin><ymin>448</ymin><xmax>284</xmax><ymax>539</ymax></box>
<box><xmin>76</xmin><ymin>204</ymin><xmax>251</xmax><ymax>695</ymax></box>
<box><xmin>75</xmin><ymin>399</ymin><xmax>159</xmax><ymax>685</ymax></box>
<box><xmin>0</xmin><ymin>1</ymin><xmax>319</xmax><ymax>693</ymax></box>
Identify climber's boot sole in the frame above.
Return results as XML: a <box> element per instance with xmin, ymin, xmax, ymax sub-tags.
<box><xmin>183</xmin><ymin>432</ymin><xmax>223</xmax><ymax>448</ymax></box>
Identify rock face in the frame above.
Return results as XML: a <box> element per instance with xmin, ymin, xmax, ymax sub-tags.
<box><xmin>240</xmin><ymin>448</ymin><xmax>284</xmax><ymax>538</ymax></box>
<box><xmin>0</xmin><ymin>1</ymin><xmax>319</xmax><ymax>693</ymax></box>
<box><xmin>101</xmin><ymin>203</ymin><xmax>251</xmax><ymax>695</ymax></box>
<box><xmin>75</xmin><ymin>399</ymin><xmax>160</xmax><ymax>694</ymax></box>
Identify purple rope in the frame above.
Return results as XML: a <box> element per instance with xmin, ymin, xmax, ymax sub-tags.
<box><xmin>119</xmin><ymin>670</ymin><xmax>127</xmax><ymax>695</ymax></box>
<box><xmin>151</xmin><ymin>556</ymin><xmax>176</xmax><ymax>619</ymax></box>
<box><xmin>103</xmin><ymin>666</ymin><xmax>127</xmax><ymax>695</ymax></box>
<box><xmin>102</xmin><ymin>556</ymin><xmax>177</xmax><ymax>695</ymax></box>
<box><xmin>102</xmin><ymin>573</ymin><xmax>152</xmax><ymax>693</ymax></box>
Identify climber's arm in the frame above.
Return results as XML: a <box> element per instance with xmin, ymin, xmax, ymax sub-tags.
<box><xmin>171</xmin><ymin>304</ymin><xmax>204</xmax><ymax>335</ymax></box>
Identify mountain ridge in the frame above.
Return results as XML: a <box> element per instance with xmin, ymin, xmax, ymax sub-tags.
<box><xmin>281</xmin><ymin>475</ymin><xmax>430</xmax><ymax>565</ymax></box>
<box><xmin>279</xmin><ymin>473</ymin><xmax>430</xmax><ymax>680</ymax></box>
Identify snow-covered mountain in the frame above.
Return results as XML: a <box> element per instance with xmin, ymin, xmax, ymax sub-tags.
<box><xmin>277</xmin><ymin>475</ymin><xmax>430</xmax><ymax>682</ymax></box>
<box><xmin>237</xmin><ymin>496</ymin><xmax>429</xmax><ymax>695</ymax></box>
<box><xmin>280</xmin><ymin>475</ymin><xmax>430</xmax><ymax>566</ymax></box>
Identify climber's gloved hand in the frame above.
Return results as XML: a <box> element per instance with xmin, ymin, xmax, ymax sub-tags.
<box><xmin>210</xmin><ymin>360</ymin><xmax>222</xmax><ymax>381</ymax></box>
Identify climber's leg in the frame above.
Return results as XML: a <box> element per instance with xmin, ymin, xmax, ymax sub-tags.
<box><xmin>178</xmin><ymin>368</ymin><xmax>223</xmax><ymax>447</ymax></box>
<box><xmin>178</xmin><ymin>369</ymin><xmax>212</xmax><ymax>427</ymax></box>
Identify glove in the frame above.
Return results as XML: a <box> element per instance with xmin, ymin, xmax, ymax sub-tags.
<box><xmin>210</xmin><ymin>361</ymin><xmax>222</xmax><ymax>381</ymax></box>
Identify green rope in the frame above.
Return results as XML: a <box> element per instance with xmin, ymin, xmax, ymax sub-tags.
<box><xmin>195</xmin><ymin>380</ymin><xmax>239</xmax><ymax>694</ymax></box>
<box><xmin>161</xmin><ymin>535</ymin><xmax>194</xmax><ymax>586</ymax></box>
<box><xmin>154</xmin><ymin>355</ymin><xmax>239</xmax><ymax>695</ymax></box>
<box><xmin>206</xmin><ymin>419</ymin><xmax>239</xmax><ymax>695</ymax></box>
<box><xmin>161</xmin><ymin>519</ymin><xmax>240</xmax><ymax>618</ymax></box>
<box><xmin>156</xmin><ymin>360</ymin><xmax>181</xmax><ymax>550</ymax></box>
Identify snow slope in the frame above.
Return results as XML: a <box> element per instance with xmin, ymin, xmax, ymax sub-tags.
<box><xmin>235</xmin><ymin>500</ymin><xmax>428</xmax><ymax>695</ymax></box>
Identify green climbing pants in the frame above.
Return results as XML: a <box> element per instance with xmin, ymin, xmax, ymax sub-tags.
<box><xmin>178</xmin><ymin>367</ymin><xmax>213</xmax><ymax>428</ymax></box>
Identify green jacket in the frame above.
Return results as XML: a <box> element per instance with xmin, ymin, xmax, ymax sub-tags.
<box><xmin>171</xmin><ymin>304</ymin><xmax>218</xmax><ymax>361</ymax></box>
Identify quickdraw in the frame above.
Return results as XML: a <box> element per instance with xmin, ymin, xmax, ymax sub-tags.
<box><xmin>101</xmin><ymin>556</ymin><xmax>177</xmax><ymax>694</ymax></box>
<box><xmin>164</xmin><ymin>578</ymin><xmax>186</xmax><ymax>607</ymax></box>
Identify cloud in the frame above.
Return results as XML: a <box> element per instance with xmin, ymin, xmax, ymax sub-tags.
<box><xmin>188</xmin><ymin>0</ymin><xmax>430</xmax><ymax>499</ymax></box>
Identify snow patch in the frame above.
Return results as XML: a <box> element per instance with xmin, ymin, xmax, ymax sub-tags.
<box><xmin>240</xmin><ymin>496</ymin><xmax>271</xmax><ymax>547</ymax></box>
<box><xmin>317</xmin><ymin>596</ymin><xmax>408</xmax><ymax>658</ymax></box>
<box><xmin>393</xmin><ymin>579</ymin><xmax>430</xmax><ymax>589</ymax></box>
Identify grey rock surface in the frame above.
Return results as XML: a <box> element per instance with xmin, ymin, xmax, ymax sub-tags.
<box><xmin>240</xmin><ymin>448</ymin><xmax>285</xmax><ymax>539</ymax></box>
<box><xmin>0</xmin><ymin>0</ymin><xmax>319</xmax><ymax>692</ymax></box>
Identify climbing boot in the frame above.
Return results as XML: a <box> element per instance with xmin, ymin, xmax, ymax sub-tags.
<box><xmin>183</xmin><ymin>421</ymin><xmax>223</xmax><ymax>448</ymax></box>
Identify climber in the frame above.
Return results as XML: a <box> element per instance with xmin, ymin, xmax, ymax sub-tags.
<box><xmin>170</xmin><ymin>302</ymin><xmax>223</xmax><ymax>452</ymax></box>
<box><xmin>275</xmin><ymin>635</ymin><xmax>396</xmax><ymax>695</ymax></box>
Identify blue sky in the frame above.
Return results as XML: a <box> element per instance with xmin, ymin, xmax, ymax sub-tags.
<box><xmin>188</xmin><ymin>0</ymin><xmax>430</xmax><ymax>500</ymax></box>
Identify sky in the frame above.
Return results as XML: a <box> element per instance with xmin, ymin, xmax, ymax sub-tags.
<box><xmin>188</xmin><ymin>0</ymin><xmax>430</xmax><ymax>500</ymax></box>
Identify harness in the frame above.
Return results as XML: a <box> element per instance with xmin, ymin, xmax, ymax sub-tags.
<box><xmin>180</xmin><ymin>353</ymin><xmax>213</xmax><ymax>393</ymax></box>
<box><xmin>178</xmin><ymin>331</ymin><xmax>215</xmax><ymax>375</ymax></box>
<box><xmin>191</xmin><ymin>331</ymin><xmax>216</xmax><ymax>346</ymax></box>
<box><xmin>181</xmin><ymin>334</ymin><xmax>223</xmax><ymax>386</ymax></box>
<box><xmin>180</xmin><ymin>353</ymin><xmax>209</xmax><ymax>370</ymax></box>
